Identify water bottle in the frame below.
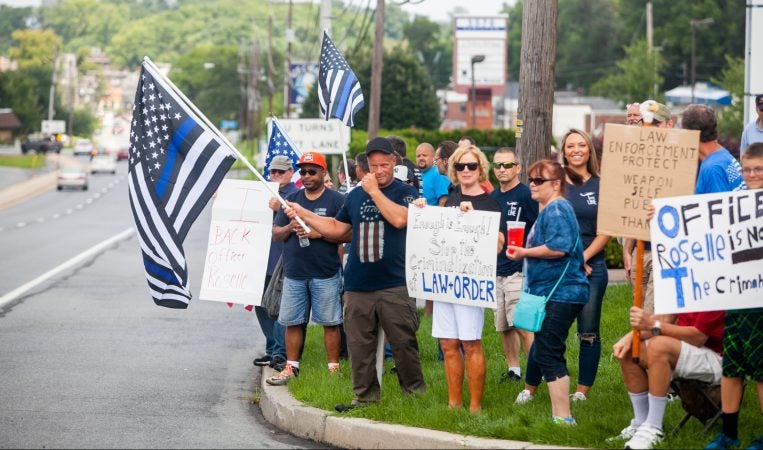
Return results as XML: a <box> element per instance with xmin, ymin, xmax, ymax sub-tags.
<box><xmin>299</xmin><ymin>236</ymin><xmax>311</xmax><ymax>248</ymax></box>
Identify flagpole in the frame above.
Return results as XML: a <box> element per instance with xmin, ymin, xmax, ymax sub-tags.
<box><xmin>341</xmin><ymin>150</ymin><xmax>351</xmax><ymax>192</ymax></box>
<box><xmin>142</xmin><ymin>56</ymin><xmax>311</xmax><ymax>233</ymax></box>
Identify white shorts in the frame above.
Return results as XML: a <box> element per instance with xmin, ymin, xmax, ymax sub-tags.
<box><xmin>674</xmin><ymin>341</ymin><xmax>723</xmax><ymax>385</ymax></box>
<box><xmin>432</xmin><ymin>301</ymin><xmax>484</xmax><ymax>341</ymax></box>
<box><xmin>494</xmin><ymin>273</ymin><xmax>523</xmax><ymax>332</ymax></box>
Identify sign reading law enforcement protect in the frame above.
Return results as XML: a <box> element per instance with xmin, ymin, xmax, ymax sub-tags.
<box><xmin>405</xmin><ymin>206</ymin><xmax>500</xmax><ymax>309</ymax></box>
<box><xmin>651</xmin><ymin>189</ymin><xmax>763</xmax><ymax>314</ymax></box>
<box><xmin>200</xmin><ymin>179</ymin><xmax>276</xmax><ymax>306</ymax></box>
<box><xmin>598</xmin><ymin>124</ymin><xmax>699</xmax><ymax>241</ymax></box>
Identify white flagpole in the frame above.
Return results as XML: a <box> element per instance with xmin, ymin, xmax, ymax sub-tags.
<box><xmin>341</xmin><ymin>150</ymin><xmax>351</xmax><ymax>192</ymax></box>
<box><xmin>142</xmin><ymin>56</ymin><xmax>311</xmax><ymax>233</ymax></box>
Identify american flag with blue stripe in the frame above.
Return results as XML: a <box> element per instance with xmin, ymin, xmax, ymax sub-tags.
<box><xmin>318</xmin><ymin>30</ymin><xmax>365</xmax><ymax>127</ymax></box>
<box><xmin>127</xmin><ymin>61</ymin><xmax>236</xmax><ymax>309</ymax></box>
<box><xmin>264</xmin><ymin>117</ymin><xmax>301</xmax><ymax>184</ymax></box>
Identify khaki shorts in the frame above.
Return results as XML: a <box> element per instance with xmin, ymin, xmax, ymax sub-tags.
<box><xmin>630</xmin><ymin>248</ymin><xmax>655</xmax><ymax>314</ymax></box>
<box><xmin>494</xmin><ymin>272</ymin><xmax>523</xmax><ymax>332</ymax></box>
<box><xmin>674</xmin><ymin>341</ymin><xmax>723</xmax><ymax>385</ymax></box>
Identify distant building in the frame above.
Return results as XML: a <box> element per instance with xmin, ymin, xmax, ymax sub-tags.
<box><xmin>0</xmin><ymin>109</ymin><xmax>22</xmax><ymax>144</ymax></box>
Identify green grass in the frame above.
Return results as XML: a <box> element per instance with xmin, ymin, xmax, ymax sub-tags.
<box><xmin>0</xmin><ymin>154</ymin><xmax>46</xmax><ymax>169</ymax></box>
<box><xmin>286</xmin><ymin>284</ymin><xmax>763</xmax><ymax>449</ymax></box>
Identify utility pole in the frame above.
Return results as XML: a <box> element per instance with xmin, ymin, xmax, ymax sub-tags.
<box><xmin>368</xmin><ymin>0</ymin><xmax>384</xmax><ymax>139</ymax></box>
<box><xmin>517</xmin><ymin>0</ymin><xmax>557</xmax><ymax>168</ymax></box>
<box><xmin>251</xmin><ymin>41</ymin><xmax>261</xmax><ymax>143</ymax></box>
<box><xmin>320</xmin><ymin>0</ymin><xmax>332</xmax><ymax>36</ymax></box>
<box><xmin>267</xmin><ymin>15</ymin><xmax>274</xmax><ymax>114</ymax></box>
<box><xmin>284</xmin><ymin>0</ymin><xmax>293</xmax><ymax>117</ymax></box>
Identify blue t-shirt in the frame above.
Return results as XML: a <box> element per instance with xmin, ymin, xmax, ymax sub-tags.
<box><xmin>741</xmin><ymin>120</ymin><xmax>763</xmax><ymax>155</ymax></box>
<box><xmin>421</xmin><ymin>165</ymin><xmax>451</xmax><ymax>206</ymax></box>
<box><xmin>275</xmin><ymin>188</ymin><xmax>345</xmax><ymax>279</ymax></box>
<box><xmin>266</xmin><ymin>182</ymin><xmax>299</xmax><ymax>276</ymax></box>
<box><xmin>524</xmin><ymin>199</ymin><xmax>589</xmax><ymax>304</ymax></box>
<box><xmin>490</xmin><ymin>183</ymin><xmax>539</xmax><ymax>276</ymax></box>
<box><xmin>566</xmin><ymin>176</ymin><xmax>605</xmax><ymax>263</ymax></box>
<box><xmin>695</xmin><ymin>148</ymin><xmax>746</xmax><ymax>195</ymax></box>
<box><xmin>336</xmin><ymin>179</ymin><xmax>418</xmax><ymax>292</ymax></box>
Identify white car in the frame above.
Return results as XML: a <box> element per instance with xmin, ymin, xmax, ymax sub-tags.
<box><xmin>73</xmin><ymin>139</ymin><xmax>94</xmax><ymax>155</ymax></box>
<box><xmin>57</xmin><ymin>166</ymin><xmax>88</xmax><ymax>191</ymax></box>
<box><xmin>90</xmin><ymin>154</ymin><xmax>117</xmax><ymax>174</ymax></box>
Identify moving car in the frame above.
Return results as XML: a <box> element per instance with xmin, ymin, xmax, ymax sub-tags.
<box><xmin>21</xmin><ymin>136</ymin><xmax>62</xmax><ymax>154</ymax></box>
<box><xmin>73</xmin><ymin>139</ymin><xmax>94</xmax><ymax>155</ymax></box>
<box><xmin>90</xmin><ymin>154</ymin><xmax>117</xmax><ymax>174</ymax></box>
<box><xmin>57</xmin><ymin>166</ymin><xmax>88</xmax><ymax>191</ymax></box>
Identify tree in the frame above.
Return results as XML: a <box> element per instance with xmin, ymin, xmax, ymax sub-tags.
<box><xmin>517</xmin><ymin>0</ymin><xmax>557</xmax><ymax>166</ymax></box>
<box><xmin>502</xmin><ymin>1</ymin><xmax>523</xmax><ymax>84</ymax></box>
<box><xmin>591</xmin><ymin>40</ymin><xmax>664</xmax><ymax>105</ymax></box>
<box><xmin>711</xmin><ymin>55</ymin><xmax>744</xmax><ymax>142</ymax></box>
<box><xmin>402</xmin><ymin>16</ymin><xmax>452</xmax><ymax>89</ymax></box>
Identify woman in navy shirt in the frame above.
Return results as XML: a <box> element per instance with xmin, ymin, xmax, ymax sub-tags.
<box><xmin>506</xmin><ymin>160</ymin><xmax>589</xmax><ymax>425</ymax></box>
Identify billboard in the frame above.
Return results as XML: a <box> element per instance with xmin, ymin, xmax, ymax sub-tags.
<box><xmin>289</xmin><ymin>62</ymin><xmax>319</xmax><ymax>105</ymax></box>
<box><xmin>453</xmin><ymin>15</ymin><xmax>508</xmax><ymax>95</ymax></box>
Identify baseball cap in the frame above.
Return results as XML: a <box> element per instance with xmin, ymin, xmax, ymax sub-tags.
<box><xmin>269</xmin><ymin>155</ymin><xmax>293</xmax><ymax>171</ymax></box>
<box><xmin>365</xmin><ymin>136</ymin><xmax>395</xmax><ymax>155</ymax></box>
<box><xmin>640</xmin><ymin>100</ymin><xmax>671</xmax><ymax>124</ymax></box>
<box><xmin>296</xmin><ymin>151</ymin><xmax>327</xmax><ymax>170</ymax></box>
<box><xmin>393</xmin><ymin>165</ymin><xmax>414</xmax><ymax>183</ymax></box>
<box><xmin>756</xmin><ymin>94</ymin><xmax>763</xmax><ymax>110</ymax></box>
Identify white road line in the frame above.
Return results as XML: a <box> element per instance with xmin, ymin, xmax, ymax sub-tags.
<box><xmin>52</xmin><ymin>213</ymin><xmax>60</xmax><ymax>219</ymax></box>
<box><xmin>0</xmin><ymin>227</ymin><xmax>135</xmax><ymax>309</ymax></box>
<box><xmin>76</xmin><ymin>204</ymin><xmax>83</xmax><ymax>209</ymax></box>
<box><xmin>36</xmin><ymin>217</ymin><xmax>44</xmax><ymax>223</ymax></box>
<box><xmin>85</xmin><ymin>198</ymin><xmax>93</xmax><ymax>204</ymax></box>
<box><xmin>16</xmin><ymin>222</ymin><xmax>26</xmax><ymax>228</ymax></box>
<box><xmin>66</xmin><ymin>209</ymin><xmax>73</xmax><ymax>214</ymax></box>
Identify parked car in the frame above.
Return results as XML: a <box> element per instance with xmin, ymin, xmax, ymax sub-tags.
<box><xmin>115</xmin><ymin>148</ymin><xmax>129</xmax><ymax>161</ymax></box>
<box><xmin>57</xmin><ymin>166</ymin><xmax>88</xmax><ymax>191</ymax></box>
<box><xmin>73</xmin><ymin>139</ymin><xmax>94</xmax><ymax>155</ymax></box>
<box><xmin>90</xmin><ymin>154</ymin><xmax>117</xmax><ymax>174</ymax></box>
<box><xmin>21</xmin><ymin>136</ymin><xmax>62</xmax><ymax>154</ymax></box>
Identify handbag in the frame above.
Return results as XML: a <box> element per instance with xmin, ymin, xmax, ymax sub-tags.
<box><xmin>513</xmin><ymin>237</ymin><xmax>579</xmax><ymax>332</ymax></box>
<box><xmin>261</xmin><ymin>255</ymin><xmax>285</xmax><ymax>320</ymax></box>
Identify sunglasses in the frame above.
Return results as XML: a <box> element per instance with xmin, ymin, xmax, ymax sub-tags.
<box><xmin>454</xmin><ymin>162</ymin><xmax>479</xmax><ymax>172</ymax></box>
<box><xmin>528</xmin><ymin>177</ymin><xmax>556</xmax><ymax>185</ymax></box>
<box><xmin>299</xmin><ymin>168</ymin><xmax>320</xmax><ymax>176</ymax></box>
<box><xmin>269</xmin><ymin>169</ymin><xmax>287</xmax><ymax>175</ymax></box>
<box><xmin>493</xmin><ymin>162</ymin><xmax>518</xmax><ymax>170</ymax></box>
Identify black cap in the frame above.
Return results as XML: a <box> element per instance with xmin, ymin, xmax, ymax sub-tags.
<box><xmin>757</xmin><ymin>94</ymin><xmax>763</xmax><ymax>109</ymax></box>
<box><xmin>365</xmin><ymin>136</ymin><xmax>394</xmax><ymax>155</ymax></box>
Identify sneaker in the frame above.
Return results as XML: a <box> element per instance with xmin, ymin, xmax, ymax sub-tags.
<box><xmin>570</xmin><ymin>391</ymin><xmax>587</xmax><ymax>402</ymax></box>
<box><xmin>515</xmin><ymin>389</ymin><xmax>535</xmax><ymax>405</ymax></box>
<box><xmin>705</xmin><ymin>432</ymin><xmax>740</xmax><ymax>449</ymax></box>
<box><xmin>746</xmin><ymin>434</ymin><xmax>763</xmax><ymax>450</ymax></box>
<box><xmin>270</xmin><ymin>355</ymin><xmax>286</xmax><ymax>372</ymax></box>
<box><xmin>266</xmin><ymin>364</ymin><xmax>299</xmax><ymax>386</ymax></box>
<box><xmin>606</xmin><ymin>420</ymin><xmax>641</xmax><ymax>443</ymax></box>
<box><xmin>253</xmin><ymin>355</ymin><xmax>272</xmax><ymax>366</ymax></box>
<box><xmin>328</xmin><ymin>363</ymin><xmax>340</xmax><ymax>373</ymax></box>
<box><xmin>624</xmin><ymin>424</ymin><xmax>664</xmax><ymax>450</ymax></box>
<box><xmin>552</xmin><ymin>416</ymin><xmax>577</xmax><ymax>426</ymax></box>
<box><xmin>500</xmin><ymin>369</ymin><xmax>521</xmax><ymax>383</ymax></box>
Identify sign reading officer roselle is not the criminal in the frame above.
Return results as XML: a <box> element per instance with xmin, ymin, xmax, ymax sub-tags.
<box><xmin>597</xmin><ymin>124</ymin><xmax>700</xmax><ymax>241</ymax></box>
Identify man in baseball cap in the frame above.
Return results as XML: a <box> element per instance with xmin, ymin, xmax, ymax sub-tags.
<box><xmin>741</xmin><ymin>94</ymin><xmax>763</xmax><ymax>156</ymax></box>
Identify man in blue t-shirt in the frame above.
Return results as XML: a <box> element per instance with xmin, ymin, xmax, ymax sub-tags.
<box><xmin>283</xmin><ymin>137</ymin><xmax>427</xmax><ymax>411</ymax></box>
<box><xmin>740</xmin><ymin>94</ymin><xmax>763</xmax><ymax>156</ymax></box>
<box><xmin>490</xmin><ymin>147</ymin><xmax>538</xmax><ymax>383</ymax></box>
<box><xmin>416</xmin><ymin>142</ymin><xmax>451</xmax><ymax>206</ymax></box>
<box><xmin>266</xmin><ymin>151</ymin><xmax>346</xmax><ymax>386</ymax></box>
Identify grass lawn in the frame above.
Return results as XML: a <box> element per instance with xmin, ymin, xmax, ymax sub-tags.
<box><xmin>286</xmin><ymin>284</ymin><xmax>763</xmax><ymax>449</ymax></box>
<box><xmin>0</xmin><ymin>154</ymin><xmax>46</xmax><ymax>169</ymax></box>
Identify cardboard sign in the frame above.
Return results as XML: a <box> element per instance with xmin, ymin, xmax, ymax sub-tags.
<box><xmin>405</xmin><ymin>206</ymin><xmax>500</xmax><ymax>309</ymax></box>
<box><xmin>199</xmin><ymin>179</ymin><xmax>277</xmax><ymax>305</ymax></box>
<box><xmin>651</xmin><ymin>189</ymin><xmax>763</xmax><ymax>314</ymax></box>
<box><xmin>598</xmin><ymin>124</ymin><xmax>699</xmax><ymax>240</ymax></box>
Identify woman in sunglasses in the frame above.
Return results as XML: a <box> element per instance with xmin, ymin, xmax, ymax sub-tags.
<box><xmin>413</xmin><ymin>145</ymin><xmax>503</xmax><ymax>413</ymax></box>
<box><xmin>506</xmin><ymin>159</ymin><xmax>589</xmax><ymax>425</ymax></box>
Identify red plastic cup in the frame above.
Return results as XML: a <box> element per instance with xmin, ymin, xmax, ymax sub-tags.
<box><xmin>507</xmin><ymin>221</ymin><xmax>526</xmax><ymax>255</ymax></box>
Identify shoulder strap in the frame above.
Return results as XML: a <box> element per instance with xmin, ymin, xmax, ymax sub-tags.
<box><xmin>523</xmin><ymin>235</ymin><xmax>580</xmax><ymax>297</ymax></box>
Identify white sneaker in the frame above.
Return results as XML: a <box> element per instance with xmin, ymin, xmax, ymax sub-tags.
<box><xmin>515</xmin><ymin>389</ymin><xmax>535</xmax><ymax>405</ymax></box>
<box><xmin>605</xmin><ymin>420</ymin><xmax>640</xmax><ymax>443</ymax></box>
<box><xmin>570</xmin><ymin>391</ymin><xmax>587</xmax><ymax>402</ymax></box>
<box><xmin>624</xmin><ymin>424</ymin><xmax>664</xmax><ymax>449</ymax></box>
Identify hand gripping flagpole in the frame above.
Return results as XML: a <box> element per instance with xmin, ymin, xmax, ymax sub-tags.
<box><xmin>142</xmin><ymin>56</ymin><xmax>311</xmax><ymax>234</ymax></box>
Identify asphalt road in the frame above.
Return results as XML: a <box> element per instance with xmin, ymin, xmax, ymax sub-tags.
<box><xmin>0</xmin><ymin>159</ymin><xmax>320</xmax><ymax>448</ymax></box>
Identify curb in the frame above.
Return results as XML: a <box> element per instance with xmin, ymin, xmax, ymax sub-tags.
<box><xmin>0</xmin><ymin>172</ymin><xmax>56</xmax><ymax>210</ymax></box>
<box><xmin>259</xmin><ymin>366</ymin><xmax>575</xmax><ymax>449</ymax></box>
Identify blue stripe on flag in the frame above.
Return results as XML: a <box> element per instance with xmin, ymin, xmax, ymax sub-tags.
<box><xmin>335</xmin><ymin>72</ymin><xmax>354</xmax><ymax>117</ymax></box>
<box><xmin>156</xmin><ymin>118</ymin><xmax>196</xmax><ymax>198</ymax></box>
<box><xmin>144</xmin><ymin>257</ymin><xmax>179</xmax><ymax>284</ymax></box>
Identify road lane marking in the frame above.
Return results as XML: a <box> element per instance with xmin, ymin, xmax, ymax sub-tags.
<box><xmin>0</xmin><ymin>227</ymin><xmax>135</xmax><ymax>309</ymax></box>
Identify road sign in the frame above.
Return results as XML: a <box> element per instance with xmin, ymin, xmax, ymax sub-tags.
<box><xmin>41</xmin><ymin>120</ymin><xmax>65</xmax><ymax>134</ymax></box>
<box><xmin>273</xmin><ymin>118</ymin><xmax>350</xmax><ymax>155</ymax></box>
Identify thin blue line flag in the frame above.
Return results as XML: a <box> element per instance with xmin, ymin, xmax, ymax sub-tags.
<box><xmin>318</xmin><ymin>30</ymin><xmax>365</xmax><ymax>127</ymax></box>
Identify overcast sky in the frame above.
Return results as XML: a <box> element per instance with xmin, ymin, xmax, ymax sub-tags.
<box><xmin>397</xmin><ymin>0</ymin><xmax>510</xmax><ymax>23</ymax></box>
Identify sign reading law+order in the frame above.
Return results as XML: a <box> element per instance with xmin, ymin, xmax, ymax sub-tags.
<box><xmin>405</xmin><ymin>206</ymin><xmax>500</xmax><ymax>309</ymax></box>
<box><xmin>651</xmin><ymin>189</ymin><xmax>763</xmax><ymax>314</ymax></box>
<box><xmin>200</xmin><ymin>179</ymin><xmax>276</xmax><ymax>306</ymax></box>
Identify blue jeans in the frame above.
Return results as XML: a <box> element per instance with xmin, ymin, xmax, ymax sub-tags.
<box><xmin>576</xmin><ymin>258</ymin><xmax>609</xmax><ymax>387</ymax></box>
<box><xmin>279</xmin><ymin>271</ymin><xmax>343</xmax><ymax>326</ymax></box>
<box><xmin>526</xmin><ymin>301</ymin><xmax>584</xmax><ymax>385</ymax></box>
<box><xmin>255</xmin><ymin>276</ymin><xmax>285</xmax><ymax>359</ymax></box>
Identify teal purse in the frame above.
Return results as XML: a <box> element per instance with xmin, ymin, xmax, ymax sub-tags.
<box><xmin>513</xmin><ymin>237</ymin><xmax>579</xmax><ymax>333</ymax></box>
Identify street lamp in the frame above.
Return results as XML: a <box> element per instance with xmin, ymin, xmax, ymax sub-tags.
<box><xmin>690</xmin><ymin>18</ymin><xmax>714</xmax><ymax>103</ymax></box>
<box><xmin>470</xmin><ymin>54</ymin><xmax>485</xmax><ymax>128</ymax></box>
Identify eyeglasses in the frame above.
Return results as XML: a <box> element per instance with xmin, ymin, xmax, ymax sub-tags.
<box><xmin>299</xmin><ymin>168</ymin><xmax>319</xmax><ymax>176</ymax></box>
<box><xmin>493</xmin><ymin>162</ymin><xmax>518</xmax><ymax>170</ymax></box>
<box><xmin>742</xmin><ymin>166</ymin><xmax>763</xmax><ymax>175</ymax></box>
<box><xmin>454</xmin><ymin>162</ymin><xmax>479</xmax><ymax>172</ymax></box>
<box><xmin>269</xmin><ymin>169</ymin><xmax>287</xmax><ymax>175</ymax></box>
<box><xmin>528</xmin><ymin>177</ymin><xmax>556</xmax><ymax>185</ymax></box>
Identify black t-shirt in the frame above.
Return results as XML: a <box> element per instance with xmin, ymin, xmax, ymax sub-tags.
<box><xmin>275</xmin><ymin>188</ymin><xmax>345</xmax><ymax>279</ymax></box>
<box><xmin>445</xmin><ymin>186</ymin><xmax>502</xmax><ymax>216</ymax></box>
<box><xmin>490</xmin><ymin>183</ymin><xmax>539</xmax><ymax>276</ymax></box>
<box><xmin>565</xmin><ymin>176</ymin><xmax>605</xmax><ymax>263</ymax></box>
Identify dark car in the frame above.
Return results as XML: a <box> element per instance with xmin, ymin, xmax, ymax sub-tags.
<box><xmin>21</xmin><ymin>137</ymin><xmax>63</xmax><ymax>154</ymax></box>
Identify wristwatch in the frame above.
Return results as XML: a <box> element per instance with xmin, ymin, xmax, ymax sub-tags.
<box><xmin>651</xmin><ymin>320</ymin><xmax>662</xmax><ymax>336</ymax></box>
